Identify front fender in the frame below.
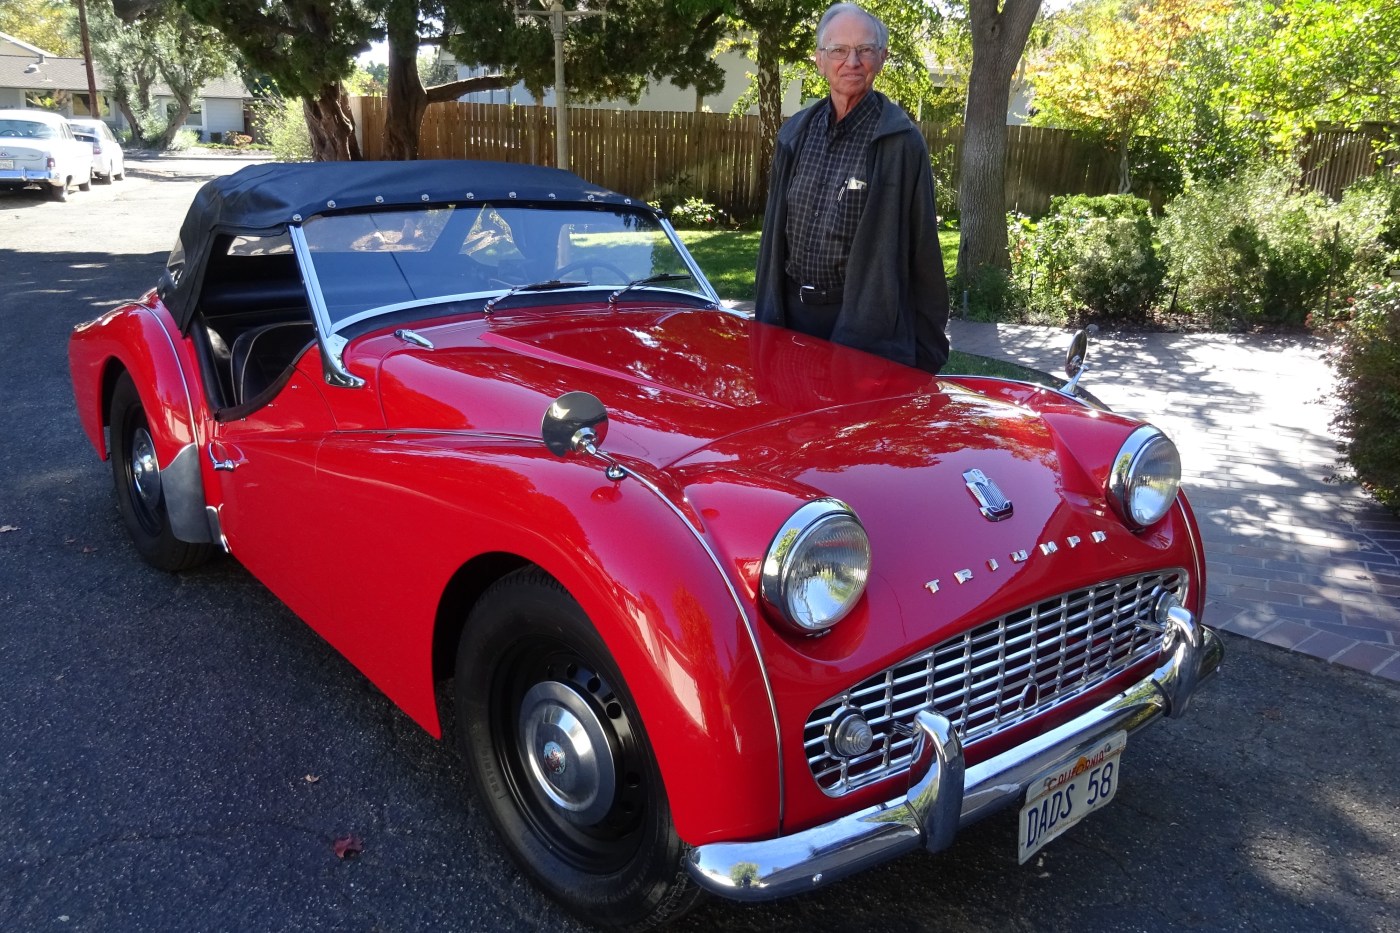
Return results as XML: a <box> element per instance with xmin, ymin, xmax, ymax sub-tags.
<box><xmin>299</xmin><ymin>436</ymin><xmax>783</xmax><ymax>846</ymax></box>
<box><xmin>68</xmin><ymin>296</ymin><xmax>212</xmax><ymax>543</ymax></box>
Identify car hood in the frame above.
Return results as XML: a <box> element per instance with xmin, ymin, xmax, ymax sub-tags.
<box><xmin>370</xmin><ymin>304</ymin><xmax>942</xmax><ymax>464</ymax></box>
<box><xmin>368</xmin><ymin>303</ymin><xmax>1147</xmax><ymax>594</ymax></box>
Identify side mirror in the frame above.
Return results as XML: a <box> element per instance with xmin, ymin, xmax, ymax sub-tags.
<box><xmin>1064</xmin><ymin>329</ymin><xmax>1089</xmax><ymax>380</ymax></box>
<box><xmin>542</xmin><ymin>392</ymin><xmax>627</xmax><ymax>481</ymax></box>
<box><xmin>1061</xmin><ymin>326</ymin><xmax>1097</xmax><ymax>398</ymax></box>
<box><xmin>542</xmin><ymin>391</ymin><xmax>609</xmax><ymax>457</ymax></box>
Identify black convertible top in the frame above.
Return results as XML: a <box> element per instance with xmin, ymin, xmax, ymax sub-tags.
<box><xmin>161</xmin><ymin>159</ymin><xmax>647</xmax><ymax>328</ymax></box>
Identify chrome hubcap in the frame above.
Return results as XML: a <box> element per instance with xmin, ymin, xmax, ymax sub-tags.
<box><xmin>130</xmin><ymin>427</ymin><xmax>162</xmax><ymax>512</ymax></box>
<box><xmin>518</xmin><ymin>680</ymin><xmax>616</xmax><ymax>825</ymax></box>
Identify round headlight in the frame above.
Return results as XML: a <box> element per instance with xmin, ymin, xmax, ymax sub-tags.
<box><xmin>761</xmin><ymin>500</ymin><xmax>870</xmax><ymax>635</ymax></box>
<box><xmin>1109</xmin><ymin>426</ymin><xmax>1181</xmax><ymax>529</ymax></box>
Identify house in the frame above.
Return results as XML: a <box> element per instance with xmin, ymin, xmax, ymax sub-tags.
<box><xmin>0</xmin><ymin>31</ymin><xmax>253</xmax><ymax>140</ymax></box>
<box><xmin>448</xmin><ymin>48</ymin><xmax>1031</xmax><ymax>124</ymax></box>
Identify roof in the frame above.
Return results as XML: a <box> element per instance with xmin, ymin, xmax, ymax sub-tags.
<box><xmin>162</xmin><ymin>159</ymin><xmax>653</xmax><ymax>330</ymax></box>
<box><xmin>0</xmin><ymin>36</ymin><xmax>250</xmax><ymax>99</ymax></box>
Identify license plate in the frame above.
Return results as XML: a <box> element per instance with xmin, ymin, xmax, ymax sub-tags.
<box><xmin>1018</xmin><ymin>731</ymin><xmax>1126</xmax><ymax>863</ymax></box>
<box><xmin>0</xmin><ymin>160</ymin><xmax>13</xmax><ymax>169</ymax></box>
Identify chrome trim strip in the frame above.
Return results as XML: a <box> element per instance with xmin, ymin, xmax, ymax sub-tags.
<box><xmin>133</xmin><ymin>303</ymin><xmax>209</xmax><ymax>543</ymax></box>
<box><xmin>595</xmin><ymin>459</ymin><xmax>786</xmax><ymax>823</ymax></box>
<box><xmin>687</xmin><ymin>620</ymin><xmax>1223</xmax><ymax>902</ymax></box>
<box><xmin>658</xmin><ymin>217</ymin><xmax>723</xmax><ymax>308</ymax></box>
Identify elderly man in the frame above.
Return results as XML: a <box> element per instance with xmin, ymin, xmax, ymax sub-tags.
<box><xmin>754</xmin><ymin>2</ymin><xmax>950</xmax><ymax>374</ymax></box>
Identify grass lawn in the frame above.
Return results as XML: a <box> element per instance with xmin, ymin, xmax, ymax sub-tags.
<box><xmin>676</xmin><ymin>228</ymin><xmax>1064</xmax><ymax>384</ymax></box>
<box><xmin>678</xmin><ymin>229</ymin><xmax>960</xmax><ymax>304</ymax></box>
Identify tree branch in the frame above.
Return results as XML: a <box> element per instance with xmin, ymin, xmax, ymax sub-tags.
<box><xmin>425</xmin><ymin>74</ymin><xmax>512</xmax><ymax>104</ymax></box>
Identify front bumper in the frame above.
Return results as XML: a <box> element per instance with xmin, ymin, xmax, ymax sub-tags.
<box><xmin>687</xmin><ymin>609</ymin><xmax>1223</xmax><ymax>901</ymax></box>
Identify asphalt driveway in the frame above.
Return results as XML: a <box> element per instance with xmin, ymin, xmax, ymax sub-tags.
<box><xmin>1</xmin><ymin>156</ymin><xmax>1397</xmax><ymax>933</ymax></box>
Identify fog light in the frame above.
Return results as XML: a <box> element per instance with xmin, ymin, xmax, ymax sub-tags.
<box><xmin>829</xmin><ymin>711</ymin><xmax>874</xmax><ymax>758</ymax></box>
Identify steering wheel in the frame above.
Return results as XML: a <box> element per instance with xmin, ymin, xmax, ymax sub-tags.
<box><xmin>553</xmin><ymin>258</ymin><xmax>630</xmax><ymax>283</ymax></box>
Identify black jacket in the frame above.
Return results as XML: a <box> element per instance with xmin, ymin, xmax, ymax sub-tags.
<box><xmin>755</xmin><ymin>92</ymin><xmax>951</xmax><ymax>373</ymax></box>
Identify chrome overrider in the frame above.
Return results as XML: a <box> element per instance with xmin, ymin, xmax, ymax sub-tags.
<box><xmin>686</xmin><ymin>606</ymin><xmax>1223</xmax><ymax>901</ymax></box>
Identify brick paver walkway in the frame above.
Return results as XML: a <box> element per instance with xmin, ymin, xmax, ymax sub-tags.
<box><xmin>948</xmin><ymin>320</ymin><xmax>1400</xmax><ymax>683</ymax></box>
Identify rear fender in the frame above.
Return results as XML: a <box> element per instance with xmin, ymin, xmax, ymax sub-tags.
<box><xmin>68</xmin><ymin>298</ymin><xmax>213</xmax><ymax>543</ymax></box>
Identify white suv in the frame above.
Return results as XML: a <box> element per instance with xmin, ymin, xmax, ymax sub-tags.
<box><xmin>68</xmin><ymin>117</ymin><xmax>126</xmax><ymax>184</ymax></box>
<box><xmin>0</xmin><ymin>108</ymin><xmax>93</xmax><ymax>201</ymax></box>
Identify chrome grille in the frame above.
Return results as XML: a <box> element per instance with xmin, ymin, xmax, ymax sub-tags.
<box><xmin>804</xmin><ymin>570</ymin><xmax>1183</xmax><ymax>796</ymax></box>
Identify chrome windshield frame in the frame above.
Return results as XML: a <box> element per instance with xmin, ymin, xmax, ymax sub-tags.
<box><xmin>289</xmin><ymin>223</ymin><xmax>364</xmax><ymax>389</ymax></box>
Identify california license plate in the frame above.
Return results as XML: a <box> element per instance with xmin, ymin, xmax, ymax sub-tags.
<box><xmin>1018</xmin><ymin>731</ymin><xmax>1126</xmax><ymax>863</ymax></box>
<box><xmin>0</xmin><ymin>160</ymin><xmax>13</xmax><ymax>169</ymax></box>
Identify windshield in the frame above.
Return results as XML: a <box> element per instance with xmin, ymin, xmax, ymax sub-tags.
<box><xmin>299</xmin><ymin>203</ymin><xmax>709</xmax><ymax>330</ymax></box>
<box><xmin>0</xmin><ymin>119</ymin><xmax>57</xmax><ymax>139</ymax></box>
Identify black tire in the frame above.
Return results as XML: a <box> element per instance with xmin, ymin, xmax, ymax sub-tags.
<box><xmin>78</xmin><ymin>174</ymin><xmax>92</xmax><ymax>192</ymax></box>
<box><xmin>455</xmin><ymin>568</ymin><xmax>700</xmax><ymax>931</ymax></box>
<box><xmin>50</xmin><ymin>178</ymin><xmax>70</xmax><ymax>202</ymax></box>
<box><xmin>109</xmin><ymin>372</ymin><xmax>214</xmax><ymax>572</ymax></box>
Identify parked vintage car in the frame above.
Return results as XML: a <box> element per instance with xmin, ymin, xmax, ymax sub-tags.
<box><xmin>67</xmin><ymin>117</ymin><xmax>125</xmax><ymax>184</ymax></box>
<box><xmin>68</xmin><ymin>161</ymin><xmax>1222</xmax><ymax>929</ymax></box>
<box><xmin>0</xmin><ymin>108</ymin><xmax>92</xmax><ymax>200</ymax></box>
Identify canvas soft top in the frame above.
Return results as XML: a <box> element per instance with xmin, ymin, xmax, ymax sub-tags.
<box><xmin>160</xmin><ymin>159</ymin><xmax>649</xmax><ymax>330</ymax></box>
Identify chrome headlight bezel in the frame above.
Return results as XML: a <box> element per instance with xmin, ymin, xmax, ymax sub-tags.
<box><xmin>1108</xmin><ymin>425</ymin><xmax>1182</xmax><ymax>529</ymax></box>
<box><xmin>760</xmin><ymin>499</ymin><xmax>871</xmax><ymax>635</ymax></box>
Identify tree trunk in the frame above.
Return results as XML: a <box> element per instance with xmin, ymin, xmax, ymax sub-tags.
<box><xmin>382</xmin><ymin>0</ymin><xmax>427</xmax><ymax>161</ymax></box>
<box><xmin>159</xmin><ymin>102</ymin><xmax>192</xmax><ymax>150</ymax></box>
<box><xmin>1117</xmin><ymin>134</ymin><xmax>1131</xmax><ymax>194</ymax></box>
<box><xmin>956</xmin><ymin>0</ymin><xmax>1043</xmax><ymax>289</ymax></box>
<box><xmin>303</xmin><ymin>84</ymin><xmax>361</xmax><ymax>162</ymax></box>
<box><xmin>755</xmin><ymin>32</ymin><xmax>782</xmax><ymax>203</ymax></box>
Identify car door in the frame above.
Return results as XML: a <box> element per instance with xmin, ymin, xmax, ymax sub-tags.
<box><xmin>209</xmin><ymin>355</ymin><xmax>336</xmax><ymax>612</ymax></box>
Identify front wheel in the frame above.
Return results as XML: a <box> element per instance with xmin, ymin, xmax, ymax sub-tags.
<box><xmin>109</xmin><ymin>372</ymin><xmax>213</xmax><ymax>572</ymax></box>
<box><xmin>455</xmin><ymin>569</ymin><xmax>699</xmax><ymax>930</ymax></box>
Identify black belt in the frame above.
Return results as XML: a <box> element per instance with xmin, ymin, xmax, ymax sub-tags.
<box><xmin>789</xmin><ymin>280</ymin><xmax>843</xmax><ymax>304</ymax></box>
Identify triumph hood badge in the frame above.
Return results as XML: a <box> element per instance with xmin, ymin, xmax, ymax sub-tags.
<box><xmin>963</xmin><ymin>468</ymin><xmax>1013</xmax><ymax>522</ymax></box>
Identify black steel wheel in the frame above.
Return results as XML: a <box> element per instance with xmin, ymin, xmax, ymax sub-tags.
<box><xmin>109</xmin><ymin>372</ymin><xmax>213</xmax><ymax>572</ymax></box>
<box><xmin>455</xmin><ymin>568</ymin><xmax>699</xmax><ymax>930</ymax></box>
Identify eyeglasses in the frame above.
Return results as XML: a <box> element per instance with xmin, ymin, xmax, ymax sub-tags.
<box><xmin>820</xmin><ymin>44</ymin><xmax>883</xmax><ymax>62</ymax></box>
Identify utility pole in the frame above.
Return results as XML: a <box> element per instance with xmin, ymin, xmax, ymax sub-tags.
<box><xmin>519</xmin><ymin>0</ymin><xmax>603</xmax><ymax>171</ymax></box>
<box><xmin>76</xmin><ymin>0</ymin><xmax>101</xmax><ymax>118</ymax></box>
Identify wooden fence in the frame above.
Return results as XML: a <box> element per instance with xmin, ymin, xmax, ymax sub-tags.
<box><xmin>353</xmin><ymin>96</ymin><xmax>1389</xmax><ymax>217</ymax></box>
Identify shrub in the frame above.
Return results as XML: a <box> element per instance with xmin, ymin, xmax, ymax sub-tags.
<box><xmin>251</xmin><ymin>98</ymin><xmax>311</xmax><ymax>162</ymax></box>
<box><xmin>669</xmin><ymin>197</ymin><xmax>726</xmax><ymax>230</ymax></box>
<box><xmin>1157</xmin><ymin>164</ymin><xmax>1393</xmax><ymax>330</ymax></box>
<box><xmin>168</xmin><ymin>128</ymin><xmax>199</xmax><ymax>151</ymax></box>
<box><xmin>1009</xmin><ymin>194</ymin><xmax>1165</xmax><ymax>327</ymax></box>
<box><xmin>1330</xmin><ymin>282</ymin><xmax>1400</xmax><ymax>512</ymax></box>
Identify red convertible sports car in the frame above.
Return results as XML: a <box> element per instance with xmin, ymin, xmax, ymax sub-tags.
<box><xmin>69</xmin><ymin>160</ymin><xmax>1221</xmax><ymax>929</ymax></box>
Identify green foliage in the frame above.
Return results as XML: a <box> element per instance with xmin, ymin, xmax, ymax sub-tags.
<box><xmin>959</xmin><ymin>265</ymin><xmax>1020</xmax><ymax>324</ymax></box>
<box><xmin>1330</xmin><ymin>283</ymin><xmax>1400</xmax><ymax>512</ymax></box>
<box><xmin>669</xmin><ymin>198</ymin><xmax>728</xmax><ymax>230</ymax></box>
<box><xmin>1010</xmin><ymin>194</ymin><xmax>1165</xmax><ymax>327</ymax></box>
<box><xmin>1158</xmin><ymin>165</ymin><xmax>1391</xmax><ymax>328</ymax></box>
<box><xmin>251</xmin><ymin>98</ymin><xmax>312</xmax><ymax>162</ymax></box>
<box><xmin>181</xmin><ymin>0</ymin><xmax>369</xmax><ymax>101</ymax></box>
<box><xmin>0</xmin><ymin>0</ymin><xmax>80</xmax><ymax>56</ymax></box>
<box><xmin>91</xmin><ymin>1</ymin><xmax>235</xmax><ymax>150</ymax></box>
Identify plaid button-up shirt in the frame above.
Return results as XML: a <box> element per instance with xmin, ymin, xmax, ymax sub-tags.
<box><xmin>782</xmin><ymin>92</ymin><xmax>882</xmax><ymax>292</ymax></box>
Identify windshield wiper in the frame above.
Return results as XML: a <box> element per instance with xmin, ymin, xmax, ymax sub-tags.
<box><xmin>608</xmin><ymin>273</ymin><xmax>694</xmax><ymax>306</ymax></box>
<box><xmin>483</xmin><ymin>279</ymin><xmax>587</xmax><ymax>315</ymax></box>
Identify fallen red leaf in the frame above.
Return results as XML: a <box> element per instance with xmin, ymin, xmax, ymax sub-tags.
<box><xmin>333</xmin><ymin>834</ymin><xmax>364</xmax><ymax>859</ymax></box>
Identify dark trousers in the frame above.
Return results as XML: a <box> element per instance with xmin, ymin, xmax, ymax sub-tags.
<box><xmin>783</xmin><ymin>279</ymin><xmax>841</xmax><ymax>340</ymax></box>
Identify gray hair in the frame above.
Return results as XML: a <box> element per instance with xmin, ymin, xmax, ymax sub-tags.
<box><xmin>816</xmin><ymin>3</ymin><xmax>889</xmax><ymax>50</ymax></box>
